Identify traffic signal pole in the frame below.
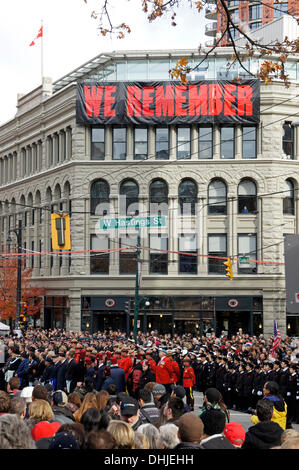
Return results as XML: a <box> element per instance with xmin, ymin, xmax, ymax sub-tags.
<box><xmin>133</xmin><ymin>228</ymin><xmax>141</xmax><ymax>343</ymax></box>
<box><xmin>16</xmin><ymin>220</ymin><xmax>22</xmax><ymax>330</ymax></box>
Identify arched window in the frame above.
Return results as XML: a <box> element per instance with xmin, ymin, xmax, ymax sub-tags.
<box><xmin>208</xmin><ymin>180</ymin><xmax>227</xmax><ymax>215</ymax></box>
<box><xmin>283</xmin><ymin>179</ymin><xmax>295</xmax><ymax>215</ymax></box>
<box><xmin>120</xmin><ymin>179</ymin><xmax>139</xmax><ymax>216</ymax></box>
<box><xmin>149</xmin><ymin>179</ymin><xmax>168</xmax><ymax>215</ymax></box>
<box><xmin>178</xmin><ymin>179</ymin><xmax>198</xmax><ymax>216</ymax></box>
<box><xmin>238</xmin><ymin>179</ymin><xmax>257</xmax><ymax>214</ymax></box>
<box><xmin>90</xmin><ymin>179</ymin><xmax>110</xmax><ymax>215</ymax></box>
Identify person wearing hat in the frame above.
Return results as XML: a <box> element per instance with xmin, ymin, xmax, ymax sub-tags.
<box><xmin>120</xmin><ymin>396</ymin><xmax>142</xmax><ymax>431</ymax></box>
<box><xmin>145</xmin><ymin>350</ymin><xmax>157</xmax><ymax>374</ymax></box>
<box><xmin>287</xmin><ymin>363</ymin><xmax>298</xmax><ymax>424</ymax></box>
<box><xmin>279</xmin><ymin>360</ymin><xmax>290</xmax><ymax>402</ymax></box>
<box><xmin>152</xmin><ymin>384</ymin><xmax>167</xmax><ymax>409</ymax></box>
<box><xmin>182</xmin><ymin>356</ymin><xmax>195</xmax><ymax>411</ymax></box>
<box><xmin>118</xmin><ymin>348</ymin><xmax>133</xmax><ymax>382</ymax></box>
<box><xmin>199</xmin><ymin>387</ymin><xmax>230</xmax><ymax>424</ymax></box>
<box><xmin>223</xmin><ymin>421</ymin><xmax>246</xmax><ymax>448</ymax></box>
<box><xmin>48</xmin><ymin>431</ymin><xmax>80</xmax><ymax>449</ymax></box>
<box><xmin>5</xmin><ymin>347</ymin><xmax>21</xmax><ymax>385</ymax></box>
<box><xmin>140</xmin><ymin>359</ymin><xmax>155</xmax><ymax>390</ymax></box>
<box><xmin>31</xmin><ymin>420</ymin><xmax>61</xmax><ymax>448</ymax></box>
<box><xmin>40</xmin><ymin>357</ymin><xmax>55</xmax><ymax>386</ymax></box>
<box><xmin>51</xmin><ymin>390</ymin><xmax>74</xmax><ymax>425</ymax></box>
<box><xmin>168</xmin><ymin>350</ymin><xmax>180</xmax><ymax>387</ymax></box>
<box><xmin>156</xmin><ymin>350</ymin><xmax>173</xmax><ymax>396</ymax></box>
<box><xmin>15</xmin><ymin>353</ymin><xmax>29</xmax><ymax>389</ymax></box>
<box><xmin>243</xmin><ymin>362</ymin><xmax>255</xmax><ymax>411</ymax></box>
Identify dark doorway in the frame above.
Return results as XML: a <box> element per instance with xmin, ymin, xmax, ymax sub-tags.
<box><xmin>93</xmin><ymin>312</ymin><xmax>126</xmax><ymax>332</ymax></box>
<box><xmin>217</xmin><ymin>311</ymin><xmax>251</xmax><ymax>338</ymax></box>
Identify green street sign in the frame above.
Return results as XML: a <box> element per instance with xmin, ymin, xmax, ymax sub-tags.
<box><xmin>99</xmin><ymin>215</ymin><xmax>166</xmax><ymax>230</ymax></box>
<box><xmin>239</xmin><ymin>256</ymin><xmax>250</xmax><ymax>265</ymax></box>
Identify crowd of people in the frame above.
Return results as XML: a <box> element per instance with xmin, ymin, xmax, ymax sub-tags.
<box><xmin>0</xmin><ymin>326</ymin><xmax>298</xmax><ymax>450</ymax></box>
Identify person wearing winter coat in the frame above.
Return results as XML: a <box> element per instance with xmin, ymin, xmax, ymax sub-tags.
<box><xmin>242</xmin><ymin>399</ymin><xmax>283</xmax><ymax>449</ymax></box>
<box><xmin>250</xmin><ymin>381</ymin><xmax>287</xmax><ymax>430</ymax></box>
<box><xmin>15</xmin><ymin>353</ymin><xmax>29</xmax><ymax>388</ymax></box>
<box><xmin>127</xmin><ymin>361</ymin><xmax>143</xmax><ymax>399</ymax></box>
<box><xmin>140</xmin><ymin>360</ymin><xmax>155</xmax><ymax>390</ymax></box>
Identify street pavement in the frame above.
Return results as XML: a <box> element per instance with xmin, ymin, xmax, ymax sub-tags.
<box><xmin>193</xmin><ymin>391</ymin><xmax>299</xmax><ymax>432</ymax></box>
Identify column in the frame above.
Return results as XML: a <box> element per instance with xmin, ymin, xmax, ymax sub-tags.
<box><xmin>105</xmin><ymin>126</ymin><xmax>112</xmax><ymax>161</ymax></box>
<box><xmin>169</xmin><ymin>125</ymin><xmax>176</xmax><ymax>160</ymax></box>
<box><xmin>213</xmin><ymin>125</ymin><xmax>220</xmax><ymax>159</ymax></box>
<box><xmin>191</xmin><ymin>125</ymin><xmax>198</xmax><ymax>160</ymax></box>
<box><xmin>148</xmin><ymin>126</ymin><xmax>155</xmax><ymax>160</ymax></box>
<box><xmin>127</xmin><ymin>125</ymin><xmax>133</xmax><ymax>161</ymax></box>
<box><xmin>68</xmin><ymin>289</ymin><xmax>82</xmax><ymax>331</ymax></box>
<box><xmin>235</xmin><ymin>125</ymin><xmax>242</xmax><ymax>159</ymax></box>
<box><xmin>168</xmin><ymin>196</ymin><xmax>177</xmax><ymax>275</ymax></box>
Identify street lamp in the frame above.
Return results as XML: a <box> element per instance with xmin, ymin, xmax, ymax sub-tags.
<box><xmin>7</xmin><ymin>219</ymin><xmax>22</xmax><ymax>332</ymax></box>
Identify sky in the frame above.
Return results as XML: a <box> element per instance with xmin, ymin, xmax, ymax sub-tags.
<box><xmin>0</xmin><ymin>0</ymin><xmax>206</xmax><ymax>125</ymax></box>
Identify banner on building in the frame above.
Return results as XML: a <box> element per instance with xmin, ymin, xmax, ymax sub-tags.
<box><xmin>284</xmin><ymin>235</ymin><xmax>299</xmax><ymax>314</ymax></box>
<box><xmin>76</xmin><ymin>80</ymin><xmax>260</xmax><ymax>126</ymax></box>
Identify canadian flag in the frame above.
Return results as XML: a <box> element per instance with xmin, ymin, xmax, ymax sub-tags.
<box><xmin>29</xmin><ymin>26</ymin><xmax>43</xmax><ymax>46</ymax></box>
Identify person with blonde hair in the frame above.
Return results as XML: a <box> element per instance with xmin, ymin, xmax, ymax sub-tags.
<box><xmin>134</xmin><ymin>431</ymin><xmax>150</xmax><ymax>449</ymax></box>
<box><xmin>27</xmin><ymin>399</ymin><xmax>54</xmax><ymax>431</ymax></box>
<box><xmin>73</xmin><ymin>392</ymin><xmax>98</xmax><ymax>423</ymax></box>
<box><xmin>96</xmin><ymin>390</ymin><xmax>110</xmax><ymax>411</ymax></box>
<box><xmin>107</xmin><ymin>420</ymin><xmax>135</xmax><ymax>449</ymax></box>
<box><xmin>138</xmin><ymin>423</ymin><xmax>161</xmax><ymax>449</ymax></box>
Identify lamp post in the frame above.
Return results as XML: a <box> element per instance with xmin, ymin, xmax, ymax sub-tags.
<box><xmin>7</xmin><ymin>219</ymin><xmax>22</xmax><ymax>331</ymax></box>
<box><xmin>133</xmin><ymin>227</ymin><xmax>141</xmax><ymax>343</ymax></box>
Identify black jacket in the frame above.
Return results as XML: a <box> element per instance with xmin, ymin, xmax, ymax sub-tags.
<box><xmin>200</xmin><ymin>435</ymin><xmax>235</xmax><ymax>449</ymax></box>
<box><xmin>175</xmin><ymin>442</ymin><xmax>202</xmax><ymax>450</ymax></box>
<box><xmin>56</xmin><ymin>359</ymin><xmax>68</xmax><ymax>391</ymax></box>
<box><xmin>242</xmin><ymin>421</ymin><xmax>283</xmax><ymax>449</ymax></box>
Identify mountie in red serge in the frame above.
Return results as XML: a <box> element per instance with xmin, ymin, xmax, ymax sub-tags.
<box><xmin>76</xmin><ymin>80</ymin><xmax>260</xmax><ymax>126</ymax></box>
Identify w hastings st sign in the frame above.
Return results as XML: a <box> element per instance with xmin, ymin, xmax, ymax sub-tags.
<box><xmin>76</xmin><ymin>80</ymin><xmax>260</xmax><ymax>126</ymax></box>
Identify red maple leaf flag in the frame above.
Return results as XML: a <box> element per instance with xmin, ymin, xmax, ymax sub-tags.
<box><xmin>29</xmin><ymin>25</ymin><xmax>43</xmax><ymax>46</ymax></box>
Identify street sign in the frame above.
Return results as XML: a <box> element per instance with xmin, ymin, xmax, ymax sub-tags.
<box><xmin>99</xmin><ymin>216</ymin><xmax>166</xmax><ymax>230</ymax></box>
<box><xmin>239</xmin><ymin>256</ymin><xmax>250</xmax><ymax>265</ymax></box>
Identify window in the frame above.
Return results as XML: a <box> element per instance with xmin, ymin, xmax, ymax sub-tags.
<box><xmin>242</xmin><ymin>126</ymin><xmax>257</xmax><ymax>159</ymax></box>
<box><xmin>238</xmin><ymin>234</ymin><xmax>257</xmax><ymax>274</ymax></box>
<box><xmin>220</xmin><ymin>127</ymin><xmax>235</xmax><ymax>159</ymax></box>
<box><xmin>90</xmin><ymin>235</ymin><xmax>109</xmax><ymax>274</ymax></box>
<box><xmin>149</xmin><ymin>179</ymin><xmax>168</xmax><ymax>215</ymax></box>
<box><xmin>238</xmin><ymin>179</ymin><xmax>257</xmax><ymax>214</ymax></box>
<box><xmin>91</xmin><ymin>127</ymin><xmax>105</xmax><ymax>160</ymax></box>
<box><xmin>179</xmin><ymin>234</ymin><xmax>197</xmax><ymax>274</ymax></box>
<box><xmin>113</xmin><ymin>127</ymin><xmax>126</xmax><ymax>160</ymax></box>
<box><xmin>90</xmin><ymin>179</ymin><xmax>110</xmax><ymax>215</ymax></box>
<box><xmin>199</xmin><ymin>126</ymin><xmax>213</xmax><ymax>159</ymax></box>
<box><xmin>249</xmin><ymin>4</ymin><xmax>262</xmax><ymax>20</ymax></box>
<box><xmin>273</xmin><ymin>1</ymin><xmax>288</xmax><ymax>18</ymax></box>
<box><xmin>283</xmin><ymin>180</ymin><xmax>295</xmax><ymax>215</ymax></box>
<box><xmin>250</xmin><ymin>21</ymin><xmax>262</xmax><ymax>30</ymax></box>
<box><xmin>178</xmin><ymin>179</ymin><xmax>198</xmax><ymax>216</ymax></box>
<box><xmin>208</xmin><ymin>234</ymin><xmax>227</xmax><ymax>274</ymax></box>
<box><xmin>134</xmin><ymin>128</ymin><xmax>148</xmax><ymax>160</ymax></box>
<box><xmin>156</xmin><ymin>128</ymin><xmax>169</xmax><ymax>160</ymax></box>
<box><xmin>177</xmin><ymin>127</ymin><xmax>191</xmax><ymax>159</ymax></box>
<box><xmin>282</xmin><ymin>122</ymin><xmax>294</xmax><ymax>158</ymax></box>
<box><xmin>149</xmin><ymin>234</ymin><xmax>168</xmax><ymax>274</ymax></box>
<box><xmin>120</xmin><ymin>179</ymin><xmax>139</xmax><ymax>216</ymax></box>
<box><xmin>208</xmin><ymin>180</ymin><xmax>227</xmax><ymax>215</ymax></box>
<box><xmin>119</xmin><ymin>235</ymin><xmax>137</xmax><ymax>274</ymax></box>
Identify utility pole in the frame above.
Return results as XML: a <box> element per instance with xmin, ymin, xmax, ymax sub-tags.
<box><xmin>7</xmin><ymin>219</ymin><xmax>22</xmax><ymax>331</ymax></box>
<box><xmin>133</xmin><ymin>227</ymin><xmax>141</xmax><ymax>343</ymax></box>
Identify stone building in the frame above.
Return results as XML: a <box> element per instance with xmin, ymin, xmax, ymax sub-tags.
<box><xmin>0</xmin><ymin>48</ymin><xmax>299</xmax><ymax>337</ymax></box>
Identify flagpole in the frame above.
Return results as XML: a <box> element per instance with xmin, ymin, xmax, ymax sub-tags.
<box><xmin>41</xmin><ymin>19</ymin><xmax>44</xmax><ymax>82</ymax></box>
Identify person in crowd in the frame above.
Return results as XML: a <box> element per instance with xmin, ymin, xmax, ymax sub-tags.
<box><xmin>50</xmin><ymin>390</ymin><xmax>75</xmax><ymax>424</ymax></box>
<box><xmin>73</xmin><ymin>392</ymin><xmax>98</xmax><ymax>423</ymax></box>
<box><xmin>107</xmin><ymin>420</ymin><xmax>135</xmax><ymax>449</ymax></box>
<box><xmin>15</xmin><ymin>352</ymin><xmax>29</xmax><ymax>388</ymax></box>
<box><xmin>134</xmin><ymin>431</ymin><xmax>150</xmax><ymax>449</ymax></box>
<box><xmin>140</xmin><ymin>359</ymin><xmax>155</xmax><ymax>389</ymax></box>
<box><xmin>65</xmin><ymin>350</ymin><xmax>77</xmax><ymax>393</ymax></box>
<box><xmin>31</xmin><ymin>421</ymin><xmax>61</xmax><ymax>449</ymax></box>
<box><xmin>74</xmin><ymin>376</ymin><xmax>97</xmax><ymax>400</ymax></box>
<box><xmin>32</xmin><ymin>384</ymin><xmax>50</xmax><ymax>403</ymax></box>
<box><xmin>174</xmin><ymin>413</ymin><xmax>203</xmax><ymax>450</ymax></box>
<box><xmin>251</xmin><ymin>381</ymin><xmax>287</xmax><ymax>430</ymax></box>
<box><xmin>138</xmin><ymin>423</ymin><xmax>161</xmax><ymax>449</ymax></box>
<box><xmin>152</xmin><ymin>384</ymin><xmax>167</xmax><ymax>409</ymax></box>
<box><xmin>102</xmin><ymin>366</ymin><xmax>116</xmax><ymax>392</ymax></box>
<box><xmin>223</xmin><ymin>421</ymin><xmax>246</xmax><ymax>448</ymax></box>
<box><xmin>0</xmin><ymin>414</ymin><xmax>36</xmax><ymax>449</ymax></box>
<box><xmin>120</xmin><ymin>396</ymin><xmax>143</xmax><ymax>431</ymax></box>
<box><xmin>159</xmin><ymin>423</ymin><xmax>180</xmax><ymax>449</ymax></box>
<box><xmin>182</xmin><ymin>356</ymin><xmax>196</xmax><ymax>411</ymax></box>
<box><xmin>65</xmin><ymin>392</ymin><xmax>81</xmax><ymax>414</ymax></box>
<box><xmin>80</xmin><ymin>408</ymin><xmax>110</xmax><ymax>433</ymax></box>
<box><xmin>242</xmin><ymin>399</ymin><xmax>283</xmax><ymax>449</ymax></box>
<box><xmin>57</xmin><ymin>423</ymin><xmax>86</xmax><ymax>449</ymax></box>
<box><xmin>161</xmin><ymin>396</ymin><xmax>185</xmax><ymax>426</ymax></box>
<box><xmin>171</xmin><ymin>385</ymin><xmax>189</xmax><ymax>413</ymax></box>
<box><xmin>280</xmin><ymin>428</ymin><xmax>299</xmax><ymax>445</ymax></box>
<box><xmin>138</xmin><ymin>388</ymin><xmax>160</xmax><ymax>425</ymax></box>
<box><xmin>0</xmin><ymin>391</ymin><xmax>11</xmax><ymax>416</ymax></box>
<box><xmin>199</xmin><ymin>388</ymin><xmax>230</xmax><ymax>423</ymax></box>
<box><xmin>96</xmin><ymin>390</ymin><xmax>110</xmax><ymax>412</ymax></box>
<box><xmin>200</xmin><ymin>409</ymin><xmax>235</xmax><ymax>449</ymax></box>
<box><xmin>155</xmin><ymin>349</ymin><xmax>173</xmax><ymax>396</ymax></box>
<box><xmin>26</xmin><ymin>399</ymin><xmax>55</xmax><ymax>432</ymax></box>
<box><xmin>48</xmin><ymin>432</ymin><xmax>80</xmax><ymax>449</ymax></box>
<box><xmin>7</xmin><ymin>377</ymin><xmax>21</xmax><ymax>397</ymax></box>
<box><xmin>127</xmin><ymin>358</ymin><xmax>143</xmax><ymax>399</ymax></box>
<box><xmin>85</xmin><ymin>429</ymin><xmax>117</xmax><ymax>449</ymax></box>
<box><xmin>280</xmin><ymin>436</ymin><xmax>299</xmax><ymax>449</ymax></box>
<box><xmin>9</xmin><ymin>396</ymin><xmax>27</xmax><ymax>419</ymax></box>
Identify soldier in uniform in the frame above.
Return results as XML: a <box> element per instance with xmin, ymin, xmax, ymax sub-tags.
<box><xmin>235</xmin><ymin>363</ymin><xmax>245</xmax><ymax>411</ymax></box>
<box><xmin>182</xmin><ymin>356</ymin><xmax>196</xmax><ymax>411</ymax></box>
<box><xmin>243</xmin><ymin>362</ymin><xmax>255</xmax><ymax>411</ymax></box>
<box><xmin>287</xmin><ymin>363</ymin><xmax>297</xmax><ymax>423</ymax></box>
<box><xmin>279</xmin><ymin>360</ymin><xmax>290</xmax><ymax>402</ymax></box>
<box><xmin>251</xmin><ymin>363</ymin><xmax>264</xmax><ymax>408</ymax></box>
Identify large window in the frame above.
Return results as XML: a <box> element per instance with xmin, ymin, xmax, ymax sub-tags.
<box><xmin>149</xmin><ymin>179</ymin><xmax>168</xmax><ymax>215</ymax></box>
<box><xmin>178</xmin><ymin>179</ymin><xmax>198</xmax><ymax>216</ymax></box>
<box><xmin>242</xmin><ymin>127</ymin><xmax>257</xmax><ymax>159</ymax></box>
<box><xmin>156</xmin><ymin>128</ymin><xmax>169</xmax><ymax>160</ymax></box>
<box><xmin>134</xmin><ymin>128</ymin><xmax>148</xmax><ymax>160</ymax></box>
<box><xmin>177</xmin><ymin>127</ymin><xmax>191</xmax><ymax>159</ymax></box>
<box><xmin>249</xmin><ymin>4</ymin><xmax>262</xmax><ymax>20</ymax></box>
<box><xmin>238</xmin><ymin>234</ymin><xmax>257</xmax><ymax>274</ymax></box>
<box><xmin>90</xmin><ymin>179</ymin><xmax>110</xmax><ymax>215</ymax></box>
<box><xmin>238</xmin><ymin>179</ymin><xmax>257</xmax><ymax>214</ymax></box>
<box><xmin>113</xmin><ymin>126</ymin><xmax>126</xmax><ymax>160</ymax></box>
<box><xmin>273</xmin><ymin>1</ymin><xmax>288</xmax><ymax>18</ymax></box>
<box><xmin>119</xmin><ymin>235</ymin><xmax>137</xmax><ymax>274</ymax></box>
<box><xmin>90</xmin><ymin>235</ymin><xmax>109</xmax><ymax>274</ymax></box>
<box><xmin>149</xmin><ymin>234</ymin><xmax>168</xmax><ymax>274</ymax></box>
<box><xmin>283</xmin><ymin>179</ymin><xmax>295</xmax><ymax>215</ymax></box>
<box><xmin>91</xmin><ymin>127</ymin><xmax>105</xmax><ymax>160</ymax></box>
<box><xmin>198</xmin><ymin>126</ymin><xmax>213</xmax><ymax>159</ymax></box>
<box><xmin>282</xmin><ymin>122</ymin><xmax>294</xmax><ymax>158</ymax></box>
<box><xmin>220</xmin><ymin>127</ymin><xmax>235</xmax><ymax>159</ymax></box>
<box><xmin>208</xmin><ymin>180</ymin><xmax>227</xmax><ymax>215</ymax></box>
<box><xmin>179</xmin><ymin>234</ymin><xmax>197</xmax><ymax>274</ymax></box>
<box><xmin>208</xmin><ymin>234</ymin><xmax>227</xmax><ymax>274</ymax></box>
<box><xmin>120</xmin><ymin>179</ymin><xmax>139</xmax><ymax>216</ymax></box>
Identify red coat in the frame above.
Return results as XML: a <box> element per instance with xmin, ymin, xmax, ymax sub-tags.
<box><xmin>119</xmin><ymin>356</ymin><xmax>133</xmax><ymax>379</ymax></box>
<box><xmin>171</xmin><ymin>360</ymin><xmax>180</xmax><ymax>384</ymax></box>
<box><xmin>183</xmin><ymin>366</ymin><xmax>196</xmax><ymax>388</ymax></box>
<box><xmin>156</xmin><ymin>355</ymin><xmax>173</xmax><ymax>385</ymax></box>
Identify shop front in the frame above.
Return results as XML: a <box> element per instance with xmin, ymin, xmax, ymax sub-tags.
<box><xmin>44</xmin><ymin>296</ymin><xmax>70</xmax><ymax>329</ymax></box>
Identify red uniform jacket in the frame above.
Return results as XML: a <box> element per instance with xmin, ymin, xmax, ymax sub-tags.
<box><xmin>156</xmin><ymin>356</ymin><xmax>173</xmax><ymax>385</ymax></box>
<box><xmin>171</xmin><ymin>360</ymin><xmax>180</xmax><ymax>384</ymax></box>
<box><xmin>183</xmin><ymin>366</ymin><xmax>196</xmax><ymax>388</ymax></box>
<box><xmin>119</xmin><ymin>356</ymin><xmax>133</xmax><ymax>379</ymax></box>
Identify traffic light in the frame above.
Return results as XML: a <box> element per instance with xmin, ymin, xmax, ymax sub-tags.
<box><xmin>124</xmin><ymin>300</ymin><xmax>130</xmax><ymax>315</ymax></box>
<box><xmin>223</xmin><ymin>258</ymin><xmax>233</xmax><ymax>281</ymax></box>
<box><xmin>51</xmin><ymin>214</ymin><xmax>71</xmax><ymax>250</ymax></box>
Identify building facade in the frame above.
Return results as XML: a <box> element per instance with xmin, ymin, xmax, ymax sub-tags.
<box><xmin>0</xmin><ymin>48</ymin><xmax>299</xmax><ymax>337</ymax></box>
<box><xmin>205</xmin><ymin>0</ymin><xmax>299</xmax><ymax>47</ymax></box>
